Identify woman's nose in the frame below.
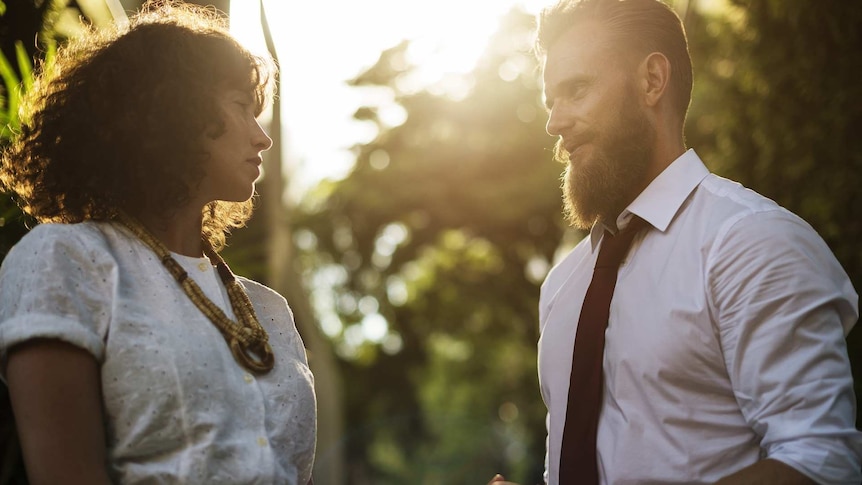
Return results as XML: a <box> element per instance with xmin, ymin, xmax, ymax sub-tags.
<box><xmin>253</xmin><ymin>120</ymin><xmax>273</xmax><ymax>152</ymax></box>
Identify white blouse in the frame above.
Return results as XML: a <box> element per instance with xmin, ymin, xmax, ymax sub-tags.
<box><xmin>0</xmin><ymin>221</ymin><xmax>316</xmax><ymax>484</ymax></box>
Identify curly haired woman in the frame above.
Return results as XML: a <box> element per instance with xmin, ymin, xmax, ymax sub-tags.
<box><xmin>0</xmin><ymin>2</ymin><xmax>315</xmax><ymax>484</ymax></box>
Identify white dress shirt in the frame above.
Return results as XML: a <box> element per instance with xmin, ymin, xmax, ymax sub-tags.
<box><xmin>0</xmin><ymin>221</ymin><xmax>317</xmax><ymax>484</ymax></box>
<box><xmin>538</xmin><ymin>150</ymin><xmax>861</xmax><ymax>484</ymax></box>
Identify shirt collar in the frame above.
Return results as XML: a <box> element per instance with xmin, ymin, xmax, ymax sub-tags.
<box><xmin>588</xmin><ymin>149</ymin><xmax>710</xmax><ymax>250</ymax></box>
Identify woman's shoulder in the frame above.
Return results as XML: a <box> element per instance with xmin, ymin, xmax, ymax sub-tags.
<box><xmin>2</xmin><ymin>221</ymin><xmax>118</xmax><ymax>271</ymax></box>
<box><xmin>236</xmin><ymin>276</ymin><xmax>287</xmax><ymax>306</ymax></box>
<box><xmin>236</xmin><ymin>276</ymin><xmax>297</xmax><ymax>319</ymax></box>
<box><xmin>13</xmin><ymin>221</ymin><xmax>113</xmax><ymax>248</ymax></box>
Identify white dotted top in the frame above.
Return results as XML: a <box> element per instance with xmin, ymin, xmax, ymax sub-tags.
<box><xmin>0</xmin><ymin>221</ymin><xmax>316</xmax><ymax>484</ymax></box>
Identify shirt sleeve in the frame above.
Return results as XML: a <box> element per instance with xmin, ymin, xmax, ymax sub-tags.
<box><xmin>708</xmin><ymin>209</ymin><xmax>862</xmax><ymax>485</ymax></box>
<box><xmin>0</xmin><ymin>224</ymin><xmax>116</xmax><ymax>373</ymax></box>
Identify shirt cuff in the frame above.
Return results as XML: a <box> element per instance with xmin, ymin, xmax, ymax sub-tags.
<box><xmin>0</xmin><ymin>313</ymin><xmax>106</xmax><ymax>376</ymax></box>
<box><xmin>768</xmin><ymin>435</ymin><xmax>862</xmax><ymax>485</ymax></box>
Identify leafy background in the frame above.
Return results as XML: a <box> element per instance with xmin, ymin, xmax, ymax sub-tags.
<box><xmin>1</xmin><ymin>1</ymin><xmax>860</xmax><ymax>484</ymax></box>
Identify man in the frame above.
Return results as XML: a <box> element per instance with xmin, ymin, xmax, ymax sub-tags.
<box><xmin>490</xmin><ymin>0</ymin><xmax>861</xmax><ymax>484</ymax></box>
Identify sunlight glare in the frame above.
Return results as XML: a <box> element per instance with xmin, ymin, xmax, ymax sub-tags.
<box><xmin>234</xmin><ymin>0</ymin><xmax>549</xmax><ymax>195</ymax></box>
<box><xmin>360</xmin><ymin>313</ymin><xmax>388</xmax><ymax>342</ymax></box>
<box><xmin>229</xmin><ymin>1</ymin><xmax>267</xmax><ymax>57</ymax></box>
<box><xmin>231</xmin><ymin>0</ymin><xmax>552</xmax><ymax>350</ymax></box>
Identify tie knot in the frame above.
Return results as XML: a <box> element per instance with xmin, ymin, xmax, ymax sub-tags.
<box><xmin>596</xmin><ymin>216</ymin><xmax>648</xmax><ymax>269</ymax></box>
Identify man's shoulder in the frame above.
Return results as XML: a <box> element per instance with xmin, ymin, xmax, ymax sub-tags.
<box><xmin>697</xmin><ymin>173</ymin><xmax>781</xmax><ymax>212</ymax></box>
<box><xmin>681</xmin><ymin>172</ymin><xmax>810</xmax><ymax>234</ymax></box>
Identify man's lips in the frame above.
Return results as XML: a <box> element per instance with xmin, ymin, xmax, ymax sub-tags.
<box><xmin>565</xmin><ymin>143</ymin><xmax>588</xmax><ymax>159</ymax></box>
<box><xmin>563</xmin><ymin>135</ymin><xmax>591</xmax><ymax>158</ymax></box>
<box><xmin>563</xmin><ymin>131</ymin><xmax>597</xmax><ymax>161</ymax></box>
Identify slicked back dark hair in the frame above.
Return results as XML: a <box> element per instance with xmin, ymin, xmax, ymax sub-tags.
<box><xmin>536</xmin><ymin>0</ymin><xmax>692</xmax><ymax>124</ymax></box>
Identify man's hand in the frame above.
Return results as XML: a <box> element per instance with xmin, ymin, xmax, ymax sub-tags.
<box><xmin>487</xmin><ymin>473</ymin><xmax>520</xmax><ymax>485</ymax></box>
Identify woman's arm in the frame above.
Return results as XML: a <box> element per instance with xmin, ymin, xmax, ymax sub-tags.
<box><xmin>6</xmin><ymin>339</ymin><xmax>111</xmax><ymax>485</ymax></box>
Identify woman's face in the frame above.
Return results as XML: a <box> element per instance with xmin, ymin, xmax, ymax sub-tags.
<box><xmin>195</xmin><ymin>88</ymin><xmax>272</xmax><ymax>205</ymax></box>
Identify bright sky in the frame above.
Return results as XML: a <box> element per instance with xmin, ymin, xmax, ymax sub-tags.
<box><xmin>230</xmin><ymin>0</ymin><xmax>550</xmax><ymax>200</ymax></box>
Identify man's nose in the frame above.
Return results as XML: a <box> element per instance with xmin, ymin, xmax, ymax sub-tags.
<box><xmin>546</xmin><ymin>107</ymin><xmax>565</xmax><ymax>137</ymax></box>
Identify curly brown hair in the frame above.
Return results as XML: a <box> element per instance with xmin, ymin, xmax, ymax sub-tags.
<box><xmin>0</xmin><ymin>1</ymin><xmax>277</xmax><ymax>250</ymax></box>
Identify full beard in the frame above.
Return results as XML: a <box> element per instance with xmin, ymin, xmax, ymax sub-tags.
<box><xmin>557</xmin><ymin>91</ymin><xmax>655</xmax><ymax>230</ymax></box>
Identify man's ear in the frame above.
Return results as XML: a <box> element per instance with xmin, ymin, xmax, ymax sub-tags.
<box><xmin>638</xmin><ymin>52</ymin><xmax>671</xmax><ymax>108</ymax></box>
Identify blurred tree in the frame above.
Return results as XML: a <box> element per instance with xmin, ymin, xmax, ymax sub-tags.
<box><xmin>684</xmin><ymin>0</ymin><xmax>862</xmax><ymax>424</ymax></box>
<box><xmin>294</xmin><ymin>8</ymin><xmax>563</xmax><ymax>484</ymax></box>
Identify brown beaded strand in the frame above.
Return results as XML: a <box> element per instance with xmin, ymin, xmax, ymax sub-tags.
<box><xmin>117</xmin><ymin>212</ymin><xmax>274</xmax><ymax>374</ymax></box>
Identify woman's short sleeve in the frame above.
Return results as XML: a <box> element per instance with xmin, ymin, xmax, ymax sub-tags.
<box><xmin>0</xmin><ymin>223</ymin><xmax>115</xmax><ymax>372</ymax></box>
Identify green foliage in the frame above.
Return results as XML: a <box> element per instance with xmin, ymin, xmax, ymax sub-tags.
<box><xmin>295</xmin><ymin>9</ymin><xmax>560</xmax><ymax>483</ymax></box>
<box><xmin>0</xmin><ymin>5</ymin><xmax>61</xmax><ymax>484</ymax></box>
<box><xmin>0</xmin><ymin>6</ymin><xmax>58</xmax><ymax>260</ymax></box>
<box><xmin>0</xmin><ymin>42</ymin><xmax>35</xmax><ymax>485</ymax></box>
<box><xmin>0</xmin><ymin>37</ymin><xmax>29</xmax><ymax>485</ymax></box>
<box><xmin>0</xmin><ymin>76</ymin><xmax>43</xmax><ymax>260</ymax></box>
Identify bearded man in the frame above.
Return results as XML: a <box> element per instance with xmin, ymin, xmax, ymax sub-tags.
<box><xmin>491</xmin><ymin>1</ymin><xmax>861</xmax><ymax>484</ymax></box>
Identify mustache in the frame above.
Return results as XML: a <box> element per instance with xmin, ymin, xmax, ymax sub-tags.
<box><xmin>553</xmin><ymin>132</ymin><xmax>595</xmax><ymax>164</ymax></box>
<box><xmin>553</xmin><ymin>139</ymin><xmax>569</xmax><ymax>163</ymax></box>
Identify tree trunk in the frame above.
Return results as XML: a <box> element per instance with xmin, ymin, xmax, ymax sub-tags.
<box><xmin>258</xmin><ymin>2</ymin><xmax>345</xmax><ymax>484</ymax></box>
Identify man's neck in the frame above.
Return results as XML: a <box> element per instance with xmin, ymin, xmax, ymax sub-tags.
<box><xmin>647</xmin><ymin>135</ymin><xmax>687</xmax><ymax>185</ymax></box>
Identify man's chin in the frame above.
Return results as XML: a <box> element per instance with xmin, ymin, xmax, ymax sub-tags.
<box><xmin>563</xmin><ymin>188</ymin><xmax>598</xmax><ymax>230</ymax></box>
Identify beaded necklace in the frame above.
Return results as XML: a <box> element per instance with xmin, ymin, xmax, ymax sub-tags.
<box><xmin>117</xmin><ymin>212</ymin><xmax>274</xmax><ymax>374</ymax></box>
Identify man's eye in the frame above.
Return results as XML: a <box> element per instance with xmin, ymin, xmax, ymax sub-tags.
<box><xmin>564</xmin><ymin>87</ymin><xmax>583</xmax><ymax>98</ymax></box>
<box><xmin>562</xmin><ymin>81</ymin><xmax>588</xmax><ymax>99</ymax></box>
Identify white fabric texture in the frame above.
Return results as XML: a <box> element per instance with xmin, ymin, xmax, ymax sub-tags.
<box><xmin>0</xmin><ymin>221</ymin><xmax>316</xmax><ymax>485</ymax></box>
<box><xmin>539</xmin><ymin>150</ymin><xmax>861</xmax><ymax>485</ymax></box>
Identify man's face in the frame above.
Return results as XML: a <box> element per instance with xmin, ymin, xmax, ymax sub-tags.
<box><xmin>543</xmin><ymin>20</ymin><xmax>655</xmax><ymax>229</ymax></box>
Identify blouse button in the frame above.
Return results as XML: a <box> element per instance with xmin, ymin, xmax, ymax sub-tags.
<box><xmin>243</xmin><ymin>373</ymin><xmax>254</xmax><ymax>383</ymax></box>
<box><xmin>257</xmin><ymin>436</ymin><xmax>268</xmax><ymax>447</ymax></box>
<box><xmin>197</xmin><ymin>262</ymin><xmax>209</xmax><ymax>272</ymax></box>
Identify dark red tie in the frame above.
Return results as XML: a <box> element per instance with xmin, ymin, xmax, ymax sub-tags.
<box><xmin>559</xmin><ymin>216</ymin><xmax>648</xmax><ymax>485</ymax></box>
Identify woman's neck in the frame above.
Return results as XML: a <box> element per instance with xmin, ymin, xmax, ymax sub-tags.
<box><xmin>136</xmin><ymin>206</ymin><xmax>205</xmax><ymax>257</ymax></box>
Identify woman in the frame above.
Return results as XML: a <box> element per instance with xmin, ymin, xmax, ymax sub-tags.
<box><xmin>0</xmin><ymin>2</ymin><xmax>315</xmax><ymax>484</ymax></box>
